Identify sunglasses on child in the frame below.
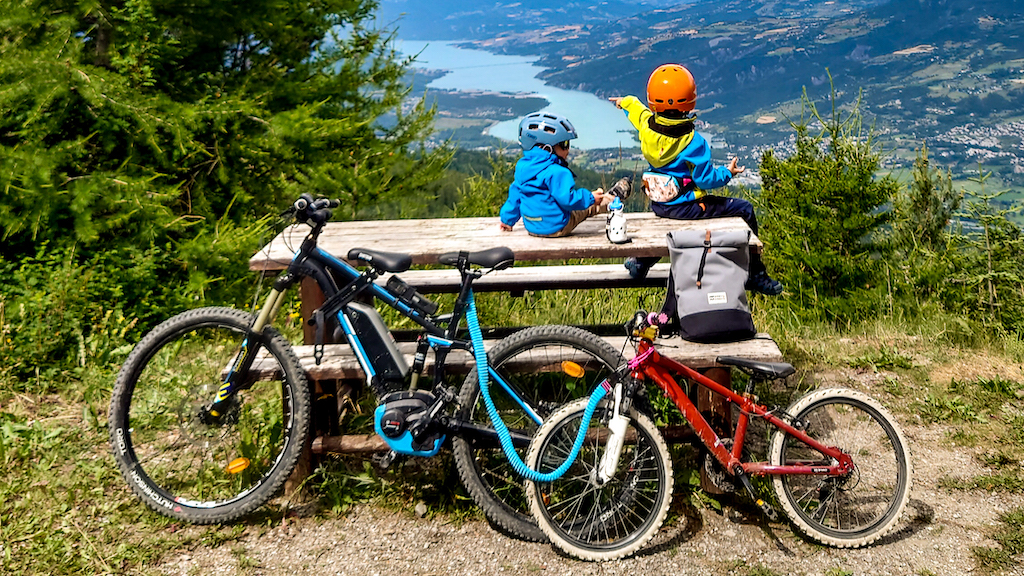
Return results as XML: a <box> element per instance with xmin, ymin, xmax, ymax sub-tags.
<box><xmin>558</xmin><ymin>141</ymin><xmax>570</xmax><ymax>150</ymax></box>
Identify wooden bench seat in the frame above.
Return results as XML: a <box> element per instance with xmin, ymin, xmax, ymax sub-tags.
<box><xmin>251</xmin><ymin>333</ymin><xmax>783</xmax><ymax>456</ymax></box>
<box><xmin>377</xmin><ymin>263</ymin><xmax>671</xmax><ymax>293</ymax></box>
<box><xmin>248</xmin><ymin>333</ymin><xmax>783</xmax><ymax>382</ymax></box>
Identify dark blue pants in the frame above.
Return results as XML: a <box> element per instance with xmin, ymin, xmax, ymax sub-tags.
<box><xmin>645</xmin><ymin>195</ymin><xmax>766</xmax><ymax>321</ymax></box>
<box><xmin>645</xmin><ymin>195</ymin><xmax>766</xmax><ymax>275</ymax></box>
<box><xmin>652</xmin><ymin>195</ymin><xmax>758</xmax><ymax>235</ymax></box>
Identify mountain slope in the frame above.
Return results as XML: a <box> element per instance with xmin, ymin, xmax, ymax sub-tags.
<box><xmin>477</xmin><ymin>0</ymin><xmax>1021</xmax><ymax>115</ymax></box>
<box><xmin>377</xmin><ymin>0</ymin><xmax>684</xmax><ymax>40</ymax></box>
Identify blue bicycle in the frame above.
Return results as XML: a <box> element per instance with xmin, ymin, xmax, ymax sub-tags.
<box><xmin>108</xmin><ymin>195</ymin><xmax>623</xmax><ymax>541</ymax></box>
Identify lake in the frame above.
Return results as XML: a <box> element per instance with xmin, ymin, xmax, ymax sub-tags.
<box><xmin>397</xmin><ymin>40</ymin><xmax>639</xmax><ymax>150</ymax></box>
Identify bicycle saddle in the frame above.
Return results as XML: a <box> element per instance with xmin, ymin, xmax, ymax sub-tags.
<box><xmin>347</xmin><ymin>248</ymin><xmax>413</xmax><ymax>273</ymax></box>
<box><xmin>438</xmin><ymin>247</ymin><xmax>515</xmax><ymax>270</ymax></box>
<box><xmin>716</xmin><ymin>356</ymin><xmax>795</xmax><ymax>379</ymax></box>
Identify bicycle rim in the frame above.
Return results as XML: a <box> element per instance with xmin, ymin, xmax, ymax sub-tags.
<box><xmin>527</xmin><ymin>400</ymin><xmax>673</xmax><ymax>561</ymax></box>
<box><xmin>772</xmin><ymin>389</ymin><xmax>911</xmax><ymax>546</ymax></box>
<box><xmin>110</xmin><ymin>308</ymin><xmax>309</xmax><ymax>523</ymax></box>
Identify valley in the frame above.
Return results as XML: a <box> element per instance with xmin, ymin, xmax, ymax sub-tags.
<box><xmin>387</xmin><ymin>0</ymin><xmax>1024</xmax><ymax>205</ymax></box>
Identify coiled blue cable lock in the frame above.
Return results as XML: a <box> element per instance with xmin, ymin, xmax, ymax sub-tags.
<box><xmin>466</xmin><ymin>289</ymin><xmax>608</xmax><ymax>482</ymax></box>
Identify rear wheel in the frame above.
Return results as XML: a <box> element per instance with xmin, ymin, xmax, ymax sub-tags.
<box><xmin>109</xmin><ymin>307</ymin><xmax>310</xmax><ymax>523</ymax></box>
<box><xmin>452</xmin><ymin>325</ymin><xmax>625</xmax><ymax>542</ymax></box>
<box><xmin>769</xmin><ymin>388</ymin><xmax>912</xmax><ymax>547</ymax></box>
<box><xmin>525</xmin><ymin>397</ymin><xmax>673</xmax><ymax>561</ymax></box>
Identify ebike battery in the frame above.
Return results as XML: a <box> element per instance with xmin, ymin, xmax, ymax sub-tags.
<box><xmin>344</xmin><ymin>302</ymin><xmax>410</xmax><ymax>382</ymax></box>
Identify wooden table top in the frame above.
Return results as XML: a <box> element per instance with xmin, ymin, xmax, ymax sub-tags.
<box><xmin>249</xmin><ymin>212</ymin><xmax>759</xmax><ymax>272</ymax></box>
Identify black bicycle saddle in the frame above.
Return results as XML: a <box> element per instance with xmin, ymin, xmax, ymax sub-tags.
<box><xmin>438</xmin><ymin>247</ymin><xmax>515</xmax><ymax>271</ymax></box>
<box><xmin>347</xmin><ymin>248</ymin><xmax>413</xmax><ymax>273</ymax></box>
<box><xmin>716</xmin><ymin>356</ymin><xmax>796</xmax><ymax>379</ymax></box>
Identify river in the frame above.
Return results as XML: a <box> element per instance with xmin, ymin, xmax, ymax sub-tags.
<box><xmin>397</xmin><ymin>40</ymin><xmax>639</xmax><ymax>150</ymax></box>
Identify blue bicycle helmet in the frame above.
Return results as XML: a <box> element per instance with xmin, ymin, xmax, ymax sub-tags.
<box><xmin>518</xmin><ymin>112</ymin><xmax>578</xmax><ymax>151</ymax></box>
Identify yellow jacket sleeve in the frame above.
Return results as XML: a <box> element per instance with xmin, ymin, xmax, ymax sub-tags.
<box><xmin>619</xmin><ymin>96</ymin><xmax>696</xmax><ymax>169</ymax></box>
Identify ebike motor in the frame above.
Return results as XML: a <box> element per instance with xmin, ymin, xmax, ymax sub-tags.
<box><xmin>341</xmin><ymin>302</ymin><xmax>446</xmax><ymax>456</ymax></box>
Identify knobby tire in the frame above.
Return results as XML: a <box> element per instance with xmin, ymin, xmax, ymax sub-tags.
<box><xmin>525</xmin><ymin>398</ymin><xmax>673</xmax><ymax>561</ymax></box>
<box><xmin>769</xmin><ymin>388</ymin><xmax>912</xmax><ymax>547</ymax></box>
<box><xmin>452</xmin><ymin>325</ymin><xmax>626</xmax><ymax>542</ymax></box>
<box><xmin>109</xmin><ymin>307</ymin><xmax>310</xmax><ymax>524</ymax></box>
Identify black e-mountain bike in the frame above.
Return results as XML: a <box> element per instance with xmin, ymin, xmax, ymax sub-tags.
<box><xmin>109</xmin><ymin>195</ymin><xmax>623</xmax><ymax>541</ymax></box>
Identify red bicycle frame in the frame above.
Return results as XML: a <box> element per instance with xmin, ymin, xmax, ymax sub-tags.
<box><xmin>631</xmin><ymin>340</ymin><xmax>854</xmax><ymax>478</ymax></box>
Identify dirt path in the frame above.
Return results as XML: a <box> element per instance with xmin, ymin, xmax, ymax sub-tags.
<box><xmin>158</xmin><ymin>420</ymin><xmax>1024</xmax><ymax>576</ymax></box>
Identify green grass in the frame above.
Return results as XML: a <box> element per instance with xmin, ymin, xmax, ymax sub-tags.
<box><xmin>972</xmin><ymin>507</ymin><xmax>1024</xmax><ymax>571</ymax></box>
<box><xmin>4</xmin><ymin>286</ymin><xmax>1024</xmax><ymax>573</ymax></box>
<box><xmin>0</xmin><ymin>388</ymin><xmax>245</xmax><ymax>574</ymax></box>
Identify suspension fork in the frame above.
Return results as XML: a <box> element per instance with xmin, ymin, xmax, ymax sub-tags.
<box><xmin>207</xmin><ymin>286</ymin><xmax>289</xmax><ymax>418</ymax></box>
<box><xmin>595</xmin><ymin>373</ymin><xmax>642</xmax><ymax>484</ymax></box>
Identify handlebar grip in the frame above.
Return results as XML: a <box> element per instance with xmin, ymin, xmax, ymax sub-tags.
<box><xmin>291</xmin><ymin>195</ymin><xmax>339</xmax><ymax>225</ymax></box>
<box><xmin>295</xmin><ymin>193</ymin><xmax>314</xmax><ymax>211</ymax></box>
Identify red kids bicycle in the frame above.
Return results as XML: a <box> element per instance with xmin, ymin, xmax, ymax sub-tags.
<box><xmin>525</xmin><ymin>311</ymin><xmax>912</xmax><ymax>561</ymax></box>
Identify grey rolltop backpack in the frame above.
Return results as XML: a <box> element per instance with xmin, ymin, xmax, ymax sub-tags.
<box><xmin>666</xmin><ymin>228</ymin><xmax>756</xmax><ymax>343</ymax></box>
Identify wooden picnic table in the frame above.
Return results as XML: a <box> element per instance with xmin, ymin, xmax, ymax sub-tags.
<box><xmin>251</xmin><ymin>211</ymin><xmax>779</xmax><ymax>494</ymax></box>
<box><xmin>249</xmin><ymin>212</ymin><xmax>760</xmax><ymax>273</ymax></box>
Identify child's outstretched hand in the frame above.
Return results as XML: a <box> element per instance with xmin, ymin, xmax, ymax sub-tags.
<box><xmin>593</xmin><ymin>188</ymin><xmax>611</xmax><ymax>208</ymax></box>
<box><xmin>727</xmin><ymin>157</ymin><xmax>745</xmax><ymax>176</ymax></box>
<box><xmin>499</xmin><ymin>223</ymin><xmax>513</xmax><ymax>232</ymax></box>
<box><xmin>608</xmin><ymin>97</ymin><xmax>624</xmax><ymax>108</ymax></box>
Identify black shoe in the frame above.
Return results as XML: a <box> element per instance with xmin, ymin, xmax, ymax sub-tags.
<box><xmin>745</xmin><ymin>271</ymin><xmax>783</xmax><ymax>296</ymax></box>
<box><xmin>624</xmin><ymin>257</ymin><xmax>651</xmax><ymax>280</ymax></box>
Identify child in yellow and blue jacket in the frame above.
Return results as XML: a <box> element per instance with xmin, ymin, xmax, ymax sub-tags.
<box><xmin>610</xmin><ymin>63</ymin><xmax>782</xmax><ymax>296</ymax></box>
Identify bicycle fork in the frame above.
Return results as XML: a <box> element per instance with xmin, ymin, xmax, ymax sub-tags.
<box><xmin>595</xmin><ymin>382</ymin><xmax>630</xmax><ymax>485</ymax></box>
<box><xmin>207</xmin><ymin>287</ymin><xmax>288</xmax><ymax>420</ymax></box>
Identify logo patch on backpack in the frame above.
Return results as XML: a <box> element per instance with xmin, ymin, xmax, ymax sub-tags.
<box><xmin>707</xmin><ymin>292</ymin><xmax>728</xmax><ymax>305</ymax></box>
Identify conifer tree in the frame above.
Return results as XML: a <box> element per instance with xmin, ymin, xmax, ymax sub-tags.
<box><xmin>0</xmin><ymin>0</ymin><xmax>448</xmax><ymax>381</ymax></box>
<box><xmin>895</xmin><ymin>142</ymin><xmax>960</xmax><ymax>252</ymax></box>
<box><xmin>0</xmin><ymin>0</ymin><xmax>447</xmax><ymax>262</ymax></box>
<box><xmin>757</xmin><ymin>85</ymin><xmax>898</xmax><ymax>322</ymax></box>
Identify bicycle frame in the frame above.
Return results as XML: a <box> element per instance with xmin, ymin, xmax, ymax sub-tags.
<box><xmin>631</xmin><ymin>339</ymin><xmax>854</xmax><ymax>478</ymax></box>
<box><xmin>212</xmin><ymin>219</ymin><xmax>543</xmax><ymax>445</ymax></box>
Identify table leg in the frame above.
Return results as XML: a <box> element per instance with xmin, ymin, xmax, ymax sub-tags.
<box><xmin>288</xmin><ymin>276</ymin><xmax>337</xmax><ymax>497</ymax></box>
<box><xmin>698</xmin><ymin>366</ymin><xmax>731</xmax><ymax>494</ymax></box>
<box><xmin>301</xmin><ymin>276</ymin><xmax>326</xmax><ymax>345</ymax></box>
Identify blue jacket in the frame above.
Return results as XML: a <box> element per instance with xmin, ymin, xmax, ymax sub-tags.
<box><xmin>620</xmin><ymin>96</ymin><xmax>733</xmax><ymax>205</ymax></box>
<box><xmin>500</xmin><ymin>148</ymin><xmax>595</xmax><ymax>236</ymax></box>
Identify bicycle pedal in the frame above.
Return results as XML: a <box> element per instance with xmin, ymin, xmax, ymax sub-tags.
<box><xmin>755</xmin><ymin>498</ymin><xmax>779</xmax><ymax>522</ymax></box>
<box><xmin>373</xmin><ymin>450</ymin><xmax>398</xmax><ymax>470</ymax></box>
<box><xmin>735</xmin><ymin>468</ymin><xmax>778</xmax><ymax>521</ymax></box>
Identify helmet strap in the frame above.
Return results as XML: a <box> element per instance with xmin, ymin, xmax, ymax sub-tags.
<box><xmin>656</xmin><ymin>109</ymin><xmax>695</xmax><ymax>120</ymax></box>
<box><xmin>537</xmin><ymin>143</ymin><xmax>555</xmax><ymax>153</ymax></box>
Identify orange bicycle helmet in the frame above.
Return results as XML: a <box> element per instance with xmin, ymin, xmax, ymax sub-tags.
<box><xmin>646</xmin><ymin>64</ymin><xmax>697</xmax><ymax>114</ymax></box>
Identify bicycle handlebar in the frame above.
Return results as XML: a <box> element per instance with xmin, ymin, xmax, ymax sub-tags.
<box><xmin>292</xmin><ymin>194</ymin><xmax>340</xmax><ymax>226</ymax></box>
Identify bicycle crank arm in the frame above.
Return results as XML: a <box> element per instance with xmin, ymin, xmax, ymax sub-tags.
<box><xmin>735</xmin><ymin>466</ymin><xmax>778</xmax><ymax>521</ymax></box>
<box><xmin>444</xmin><ymin>418</ymin><xmax>531</xmax><ymax>450</ymax></box>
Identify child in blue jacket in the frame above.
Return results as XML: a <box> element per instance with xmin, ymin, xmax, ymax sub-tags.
<box><xmin>610</xmin><ymin>63</ymin><xmax>782</xmax><ymax>296</ymax></box>
<box><xmin>499</xmin><ymin>112</ymin><xmax>609</xmax><ymax>237</ymax></box>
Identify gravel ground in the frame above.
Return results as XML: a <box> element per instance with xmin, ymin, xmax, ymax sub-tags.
<box><xmin>157</xmin><ymin>419</ymin><xmax>1024</xmax><ymax>576</ymax></box>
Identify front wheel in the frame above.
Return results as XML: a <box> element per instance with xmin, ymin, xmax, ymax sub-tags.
<box><xmin>452</xmin><ymin>325</ymin><xmax>626</xmax><ymax>542</ymax></box>
<box><xmin>769</xmin><ymin>388</ymin><xmax>912</xmax><ymax>547</ymax></box>
<box><xmin>525</xmin><ymin>398</ymin><xmax>673</xmax><ymax>561</ymax></box>
<box><xmin>109</xmin><ymin>307</ymin><xmax>310</xmax><ymax>523</ymax></box>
